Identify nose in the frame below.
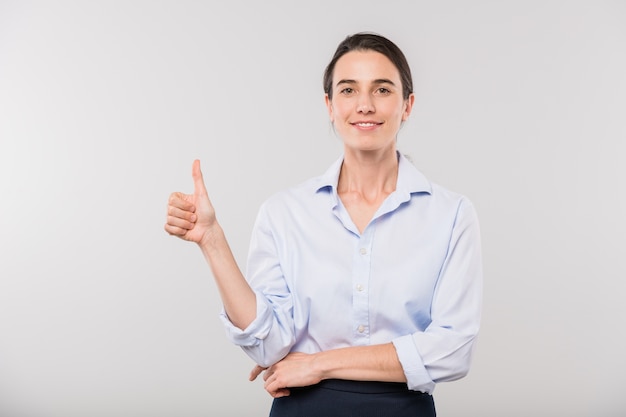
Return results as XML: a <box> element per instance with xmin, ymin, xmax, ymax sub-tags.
<box><xmin>357</xmin><ymin>94</ymin><xmax>375</xmax><ymax>114</ymax></box>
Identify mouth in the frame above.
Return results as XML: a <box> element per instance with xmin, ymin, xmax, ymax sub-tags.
<box><xmin>351</xmin><ymin>121</ymin><xmax>383</xmax><ymax>128</ymax></box>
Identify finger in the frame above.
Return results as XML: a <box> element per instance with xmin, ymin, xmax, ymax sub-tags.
<box><xmin>249</xmin><ymin>365</ymin><xmax>266</xmax><ymax>381</ymax></box>
<box><xmin>168</xmin><ymin>205</ymin><xmax>197</xmax><ymax>223</ymax></box>
<box><xmin>265</xmin><ymin>378</ymin><xmax>290</xmax><ymax>398</ymax></box>
<box><xmin>164</xmin><ymin>223</ymin><xmax>192</xmax><ymax>237</ymax></box>
<box><xmin>192</xmin><ymin>160</ymin><xmax>208</xmax><ymax>197</ymax></box>
<box><xmin>270</xmin><ymin>388</ymin><xmax>291</xmax><ymax>399</ymax></box>
<box><xmin>168</xmin><ymin>192</ymin><xmax>195</xmax><ymax>212</ymax></box>
<box><xmin>165</xmin><ymin>215</ymin><xmax>195</xmax><ymax>231</ymax></box>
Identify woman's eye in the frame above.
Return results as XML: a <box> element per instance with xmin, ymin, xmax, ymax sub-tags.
<box><xmin>377</xmin><ymin>87</ymin><xmax>391</xmax><ymax>94</ymax></box>
<box><xmin>340</xmin><ymin>87</ymin><xmax>354</xmax><ymax>95</ymax></box>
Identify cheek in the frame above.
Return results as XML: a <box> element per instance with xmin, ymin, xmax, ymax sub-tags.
<box><xmin>331</xmin><ymin>102</ymin><xmax>351</xmax><ymax>120</ymax></box>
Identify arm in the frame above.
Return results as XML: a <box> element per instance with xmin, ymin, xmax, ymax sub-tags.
<box><xmin>221</xmin><ymin>202</ymin><xmax>296</xmax><ymax>367</ymax></box>
<box><xmin>250</xmin><ymin>343</ymin><xmax>406</xmax><ymax>398</ymax></box>
<box><xmin>164</xmin><ymin>160</ymin><xmax>256</xmax><ymax>329</ymax></box>
<box><xmin>393</xmin><ymin>197</ymin><xmax>483</xmax><ymax>392</ymax></box>
<box><xmin>251</xmin><ymin>197</ymin><xmax>483</xmax><ymax>397</ymax></box>
<box><xmin>167</xmin><ymin>165</ymin><xmax>296</xmax><ymax>366</ymax></box>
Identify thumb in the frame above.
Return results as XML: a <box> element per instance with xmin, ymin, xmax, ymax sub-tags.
<box><xmin>191</xmin><ymin>159</ymin><xmax>207</xmax><ymax>196</ymax></box>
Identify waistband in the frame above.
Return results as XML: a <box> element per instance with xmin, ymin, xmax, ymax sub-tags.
<box><xmin>302</xmin><ymin>379</ymin><xmax>419</xmax><ymax>394</ymax></box>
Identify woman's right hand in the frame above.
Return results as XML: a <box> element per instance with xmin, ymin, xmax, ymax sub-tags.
<box><xmin>165</xmin><ymin>160</ymin><xmax>258</xmax><ymax>330</ymax></box>
<box><xmin>164</xmin><ymin>159</ymin><xmax>217</xmax><ymax>245</ymax></box>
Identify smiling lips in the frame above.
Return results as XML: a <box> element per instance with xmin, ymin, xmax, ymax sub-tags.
<box><xmin>351</xmin><ymin>121</ymin><xmax>383</xmax><ymax>129</ymax></box>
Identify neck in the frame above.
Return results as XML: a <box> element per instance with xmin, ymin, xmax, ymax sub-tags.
<box><xmin>338</xmin><ymin>147</ymin><xmax>399</xmax><ymax>198</ymax></box>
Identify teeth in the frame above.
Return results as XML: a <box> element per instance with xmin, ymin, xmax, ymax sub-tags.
<box><xmin>356</xmin><ymin>123</ymin><xmax>376</xmax><ymax>127</ymax></box>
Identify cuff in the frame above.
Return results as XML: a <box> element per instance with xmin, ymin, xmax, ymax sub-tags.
<box><xmin>392</xmin><ymin>334</ymin><xmax>436</xmax><ymax>394</ymax></box>
<box><xmin>219</xmin><ymin>291</ymin><xmax>273</xmax><ymax>346</ymax></box>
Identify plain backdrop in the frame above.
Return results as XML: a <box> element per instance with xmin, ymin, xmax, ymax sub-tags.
<box><xmin>1</xmin><ymin>1</ymin><xmax>625</xmax><ymax>416</ymax></box>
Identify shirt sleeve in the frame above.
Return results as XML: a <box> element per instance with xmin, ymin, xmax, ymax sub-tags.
<box><xmin>219</xmin><ymin>202</ymin><xmax>296</xmax><ymax>368</ymax></box>
<box><xmin>392</xmin><ymin>197</ymin><xmax>483</xmax><ymax>393</ymax></box>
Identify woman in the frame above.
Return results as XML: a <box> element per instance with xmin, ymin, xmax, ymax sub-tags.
<box><xmin>165</xmin><ymin>32</ymin><xmax>482</xmax><ymax>416</ymax></box>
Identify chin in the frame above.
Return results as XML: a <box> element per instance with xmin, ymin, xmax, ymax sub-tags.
<box><xmin>344</xmin><ymin>139</ymin><xmax>394</xmax><ymax>152</ymax></box>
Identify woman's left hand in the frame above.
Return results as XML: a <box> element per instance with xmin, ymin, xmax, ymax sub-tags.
<box><xmin>249</xmin><ymin>352</ymin><xmax>322</xmax><ymax>398</ymax></box>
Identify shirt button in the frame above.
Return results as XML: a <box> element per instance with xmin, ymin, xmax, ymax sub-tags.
<box><xmin>356</xmin><ymin>284</ymin><xmax>363</xmax><ymax>292</ymax></box>
<box><xmin>359</xmin><ymin>248</ymin><xmax>367</xmax><ymax>255</ymax></box>
<box><xmin>357</xmin><ymin>325</ymin><xmax>365</xmax><ymax>333</ymax></box>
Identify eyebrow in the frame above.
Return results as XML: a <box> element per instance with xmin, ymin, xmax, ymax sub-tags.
<box><xmin>335</xmin><ymin>78</ymin><xmax>397</xmax><ymax>87</ymax></box>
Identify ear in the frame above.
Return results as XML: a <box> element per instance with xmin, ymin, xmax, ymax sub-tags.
<box><xmin>401</xmin><ymin>93</ymin><xmax>415</xmax><ymax>122</ymax></box>
<box><xmin>325</xmin><ymin>94</ymin><xmax>334</xmax><ymax>123</ymax></box>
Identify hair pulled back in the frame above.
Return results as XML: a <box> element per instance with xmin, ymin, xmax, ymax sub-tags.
<box><xmin>323</xmin><ymin>32</ymin><xmax>413</xmax><ymax>100</ymax></box>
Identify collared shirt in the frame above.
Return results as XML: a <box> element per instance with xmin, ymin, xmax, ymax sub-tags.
<box><xmin>220</xmin><ymin>152</ymin><xmax>483</xmax><ymax>394</ymax></box>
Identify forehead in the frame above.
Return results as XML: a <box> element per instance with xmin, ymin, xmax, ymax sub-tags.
<box><xmin>333</xmin><ymin>50</ymin><xmax>401</xmax><ymax>84</ymax></box>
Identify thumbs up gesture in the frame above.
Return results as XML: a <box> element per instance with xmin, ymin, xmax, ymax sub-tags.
<box><xmin>164</xmin><ymin>160</ymin><xmax>217</xmax><ymax>245</ymax></box>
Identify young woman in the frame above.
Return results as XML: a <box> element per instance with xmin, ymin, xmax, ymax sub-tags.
<box><xmin>165</xmin><ymin>32</ymin><xmax>482</xmax><ymax>417</ymax></box>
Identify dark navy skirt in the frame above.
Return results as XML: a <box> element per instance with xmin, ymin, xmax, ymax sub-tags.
<box><xmin>268</xmin><ymin>379</ymin><xmax>436</xmax><ymax>417</ymax></box>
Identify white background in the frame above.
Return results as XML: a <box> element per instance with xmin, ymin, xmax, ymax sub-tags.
<box><xmin>1</xmin><ymin>1</ymin><xmax>625</xmax><ymax>416</ymax></box>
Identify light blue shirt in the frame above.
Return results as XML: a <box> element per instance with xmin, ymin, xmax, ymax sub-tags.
<box><xmin>220</xmin><ymin>152</ymin><xmax>483</xmax><ymax>394</ymax></box>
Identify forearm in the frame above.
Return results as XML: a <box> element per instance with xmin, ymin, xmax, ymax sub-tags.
<box><xmin>314</xmin><ymin>343</ymin><xmax>406</xmax><ymax>383</ymax></box>
<box><xmin>259</xmin><ymin>343</ymin><xmax>407</xmax><ymax>398</ymax></box>
<box><xmin>198</xmin><ymin>223</ymin><xmax>257</xmax><ymax>329</ymax></box>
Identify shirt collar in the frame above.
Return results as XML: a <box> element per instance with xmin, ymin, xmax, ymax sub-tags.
<box><xmin>315</xmin><ymin>151</ymin><xmax>432</xmax><ymax>196</ymax></box>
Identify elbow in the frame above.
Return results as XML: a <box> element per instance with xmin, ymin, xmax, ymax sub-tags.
<box><xmin>245</xmin><ymin>344</ymin><xmax>291</xmax><ymax>369</ymax></box>
<box><xmin>432</xmin><ymin>355</ymin><xmax>472</xmax><ymax>384</ymax></box>
<box><xmin>452</xmin><ymin>360</ymin><xmax>471</xmax><ymax>381</ymax></box>
<box><xmin>242</xmin><ymin>330</ymin><xmax>296</xmax><ymax>368</ymax></box>
<box><xmin>436</xmin><ymin>336</ymin><xmax>478</xmax><ymax>383</ymax></box>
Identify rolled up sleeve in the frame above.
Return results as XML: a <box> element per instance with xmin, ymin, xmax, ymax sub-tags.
<box><xmin>218</xmin><ymin>202</ymin><xmax>296</xmax><ymax>367</ymax></box>
<box><xmin>394</xmin><ymin>198</ymin><xmax>483</xmax><ymax>393</ymax></box>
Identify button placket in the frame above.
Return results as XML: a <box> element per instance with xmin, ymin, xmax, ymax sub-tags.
<box><xmin>352</xmin><ymin>227</ymin><xmax>373</xmax><ymax>343</ymax></box>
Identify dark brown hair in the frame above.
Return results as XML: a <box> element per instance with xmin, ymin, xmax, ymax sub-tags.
<box><xmin>323</xmin><ymin>32</ymin><xmax>414</xmax><ymax>100</ymax></box>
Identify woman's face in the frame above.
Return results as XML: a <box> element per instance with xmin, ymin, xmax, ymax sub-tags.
<box><xmin>325</xmin><ymin>50</ymin><xmax>414</xmax><ymax>155</ymax></box>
